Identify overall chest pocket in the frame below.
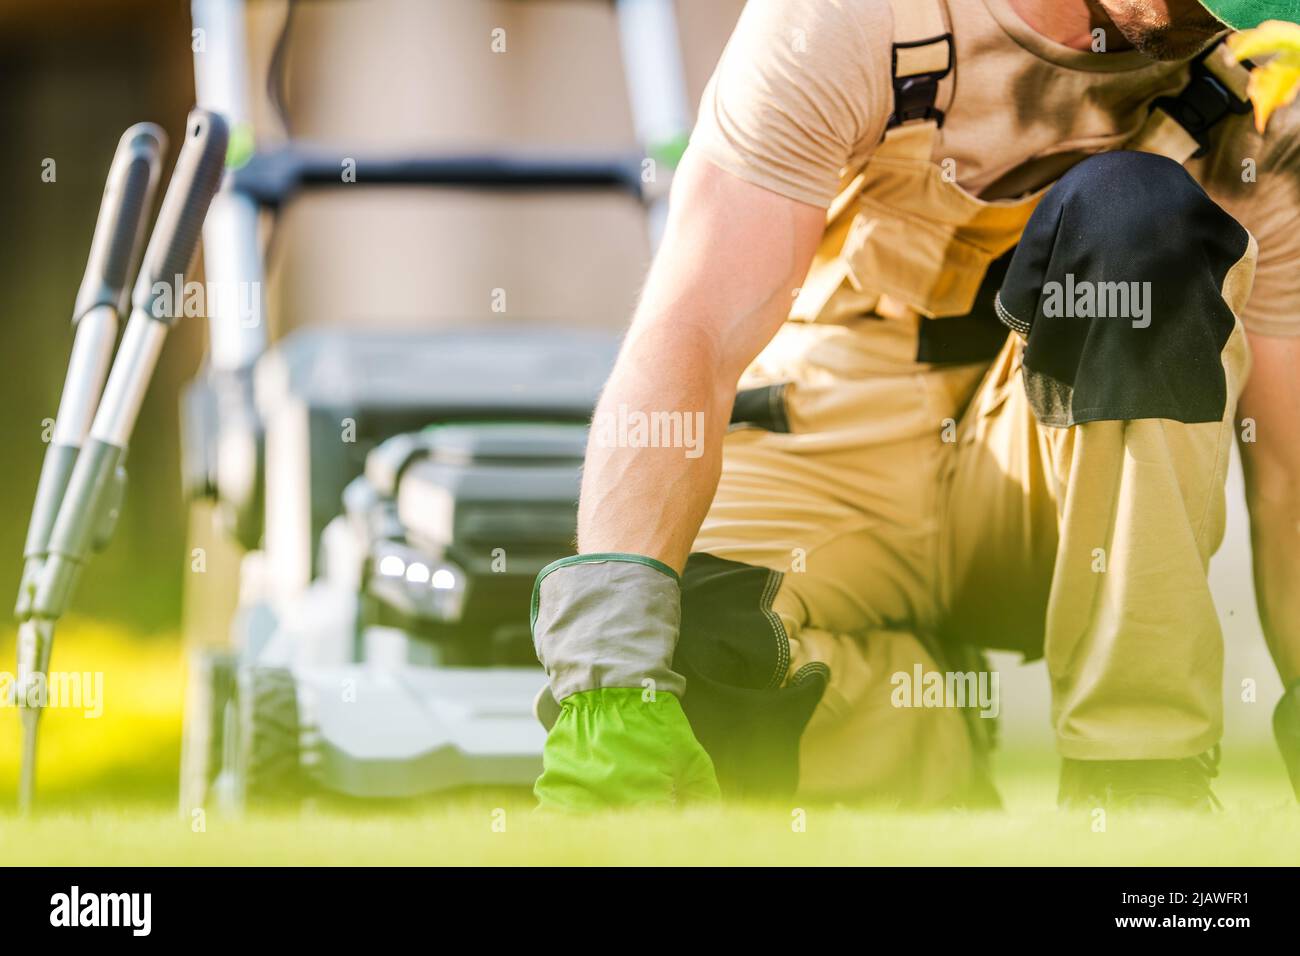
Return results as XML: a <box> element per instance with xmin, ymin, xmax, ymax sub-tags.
<box><xmin>791</xmin><ymin>129</ymin><xmax>1045</xmax><ymax>329</ymax></box>
<box><xmin>842</xmin><ymin>199</ymin><xmax>1001</xmax><ymax>319</ymax></box>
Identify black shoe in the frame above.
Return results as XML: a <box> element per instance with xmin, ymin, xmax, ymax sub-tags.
<box><xmin>1058</xmin><ymin>747</ymin><xmax>1222</xmax><ymax>811</ymax></box>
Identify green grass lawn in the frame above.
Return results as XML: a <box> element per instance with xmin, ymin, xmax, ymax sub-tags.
<box><xmin>2</xmin><ymin>750</ymin><xmax>1297</xmax><ymax>866</ymax></box>
<box><xmin>1</xmin><ymin>623</ymin><xmax>1297</xmax><ymax>866</ymax></box>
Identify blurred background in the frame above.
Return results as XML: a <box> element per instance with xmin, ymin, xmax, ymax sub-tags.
<box><xmin>0</xmin><ymin>0</ymin><xmax>1286</xmax><ymax>807</ymax></box>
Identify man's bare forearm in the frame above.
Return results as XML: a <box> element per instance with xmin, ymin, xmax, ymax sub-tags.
<box><xmin>577</xmin><ymin>280</ymin><xmax>800</xmax><ymax>571</ymax></box>
<box><xmin>574</xmin><ymin>153</ymin><xmax>825</xmax><ymax>572</ymax></box>
<box><xmin>577</xmin><ymin>321</ymin><xmax>736</xmax><ymax>571</ymax></box>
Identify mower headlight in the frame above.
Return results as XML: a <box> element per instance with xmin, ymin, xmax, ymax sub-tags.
<box><xmin>368</xmin><ymin>544</ymin><xmax>467</xmax><ymax>622</ymax></box>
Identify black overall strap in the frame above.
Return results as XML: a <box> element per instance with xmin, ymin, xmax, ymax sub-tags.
<box><xmin>885</xmin><ymin>0</ymin><xmax>955</xmax><ymax>129</ymax></box>
<box><xmin>1149</xmin><ymin>40</ymin><xmax>1254</xmax><ymax>159</ymax></box>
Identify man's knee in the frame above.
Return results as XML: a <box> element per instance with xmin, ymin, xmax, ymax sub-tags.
<box><xmin>1048</xmin><ymin>150</ymin><xmax>1205</xmax><ymax>242</ymax></box>
<box><xmin>1010</xmin><ymin>150</ymin><xmax>1252</xmax><ymax>301</ymax></box>
<box><xmin>994</xmin><ymin>150</ymin><xmax>1255</xmax><ymax>427</ymax></box>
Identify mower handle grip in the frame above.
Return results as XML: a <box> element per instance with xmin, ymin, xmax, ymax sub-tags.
<box><xmin>72</xmin><ymin>123</ymin><xmax>167</xmax><ymax>322</ymax></box>
<box><xmin>132</xmin><ymin>109</ymin><xmax>230</xmax><ymax>323</ymax></box>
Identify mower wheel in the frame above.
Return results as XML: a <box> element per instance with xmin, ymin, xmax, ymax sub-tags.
<box><xmin>235</xmin><ymin>666</ymin><xmax>303</xmax><ymax>808</ymax></box>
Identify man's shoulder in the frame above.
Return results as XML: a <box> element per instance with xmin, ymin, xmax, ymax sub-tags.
<box><xmin>727</xmin><ymin>0</ymin><xmax>896</xmax><ymax>98</ymax></box>
<box><xmin>785</xmin><ymin>0</ymin><xmax>895</xmax><ymax>79</ymax></box>
<box><xmin>771</xmin><ymin>0</ymin><xmax>892</xmax><ymax>19</ymax></box>
<box><xmin>1209</xmin><ymin>100</ymin><xmax>1300</xmax><ymax>176</ymax></box>
<box><xmin>833</xmin><ymin>0</ymin><xmax>895</xmax><ymax>36</ymax></box>
<box><xmin>747</xmin><ymin>0</ymin><xmax>893</xmax><ymax>38</ymax></box>
<box><xmin>1256</xmin><ymin>101</ymin><xmax>1300</xmax><ymax>165</ymax></box>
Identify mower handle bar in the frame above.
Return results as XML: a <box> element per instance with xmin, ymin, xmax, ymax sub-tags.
<box><xmin>231</xmin><ymin>146</ymin><xmax>648</xmax><ymax>209</ymax></box>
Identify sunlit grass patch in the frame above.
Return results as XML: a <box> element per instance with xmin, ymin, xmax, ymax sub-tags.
<box><xmin>2</xmin><ymin>788</ymin><xmax>1298</xmax><ymax>866</ymax></box>
<box><xmin>0</xmin><ymin>617</ymin><xmax>184</xmax><ymax>810</ymax></box>
<box><xmin>0</xmin><ymin>621</ymin><xmax>1296</xmax><ymax>865</ymax></box>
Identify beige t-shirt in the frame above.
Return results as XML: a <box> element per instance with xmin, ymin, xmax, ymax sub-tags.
<box><xmin>690</xmin><ymin>0</ymin><xmax>1300</xmax><ymax>337</ymax></box>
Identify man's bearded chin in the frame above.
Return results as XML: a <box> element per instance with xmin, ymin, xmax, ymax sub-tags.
<box><xmin>1106</xmin><ymin>3</ymin><xmax>1228</xmax><ymax>61</ymax></box>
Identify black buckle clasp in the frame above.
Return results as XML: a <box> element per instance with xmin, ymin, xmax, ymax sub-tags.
<box><xmin>888</xmin><ymin>34</ymin><xmax>955</xmax><ymax>129</ymax></box>
<box><xmin>1151</xmin><ymin>46</ymin><xmax>1253</xmax><ymax>158</ymax></box>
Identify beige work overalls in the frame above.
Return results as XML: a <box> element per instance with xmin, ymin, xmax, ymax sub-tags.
<box><xmin>692</xmin><ymin>0</ymin><xmax>1257</xmax><ymax>804</ymax></box>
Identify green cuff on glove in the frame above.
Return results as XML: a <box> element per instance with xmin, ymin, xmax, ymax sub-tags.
<box><xmin>534</xmin><ymin>687</ymin><xmax>720</xmax><ymax>810</ymax></box>
<box><xmin>530</xmin><ymin>553</ymin><xmax>721</xmax><ymax>810</ymax></box>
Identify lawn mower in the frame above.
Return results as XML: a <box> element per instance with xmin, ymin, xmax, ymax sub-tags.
<box><xmin>175</xmin><ymin>0</ymin><xmax>690</xmax><ymax>811</ymax></box>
